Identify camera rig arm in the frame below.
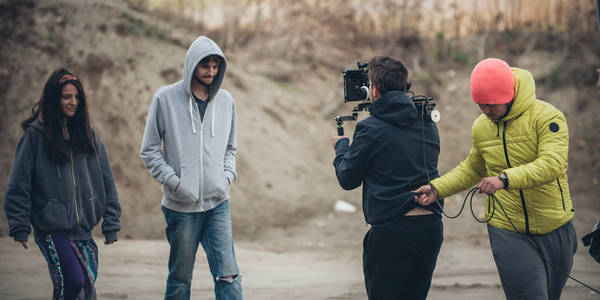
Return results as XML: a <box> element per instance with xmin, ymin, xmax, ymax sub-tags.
<box><xmin>334</xmin><ymin>102</ymin><xmax>370</xmax><ymax>136</ymax></box>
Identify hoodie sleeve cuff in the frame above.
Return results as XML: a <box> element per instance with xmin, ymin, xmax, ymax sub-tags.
<box><xmin>13</xmin><ymin>231</ymin><xmax>28</xmax><ymax>242</ymax></box>
<box><xmin>225</xmin><ymin>170</ymin><xmax>236</xmax><ymax>184</ymax></box>
<box><xmin>104</xmin><ymin>231</ymin><xmax>118</xmax><ymax>243</ymax></box>
<box><xmin>165</xmin><ymin>174</ymin><xmax>181</xmax><ymax>191</ymax></box>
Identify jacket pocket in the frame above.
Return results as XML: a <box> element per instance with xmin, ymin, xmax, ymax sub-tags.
<box><xmin>82</xmin><ymin>196</ymin><xmax>103</xmax><ymax>228</ymax></box>
<box><xmin>165</xmin><ymin>165</ymin><xmax>198</xmax><ymax>203</ymax></box>
<box><xmin>221</xmin><ymin>171</ymin><xmax>231</xmax><ymax>197</ymax></box>
<box><xmin>37</xmin><ymin>198</ymin><xmax>70</xmax><ymax>232</ymax></box>
<box><xmin>202</xmin><ymin>167</ymin><xmax>229</xmax><ymax>201</ymax></box>
<box><xmin>556</xmin><ymin>179</ymin><xmax>565</xmax><ymax>211</ymax></box>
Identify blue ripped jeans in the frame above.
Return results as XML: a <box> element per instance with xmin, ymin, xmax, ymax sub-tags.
<box><xmin>162</xmin><ymin>201</ymin><xmax>242</xmax><ymax>300</ymax></box>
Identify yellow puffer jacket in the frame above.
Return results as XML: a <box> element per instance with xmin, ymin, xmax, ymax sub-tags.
<box><xmin>431</xmin><ymin>67</ymin><xmax>574</xmax><ymax>234</ymax></box>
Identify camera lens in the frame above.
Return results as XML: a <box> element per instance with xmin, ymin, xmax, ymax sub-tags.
<box><xmin>359</xmin><ymin>86</ymin><xmax>369</xmax><ymax>100</ymax></box>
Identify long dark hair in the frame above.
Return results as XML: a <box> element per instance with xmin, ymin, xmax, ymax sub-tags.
<box><xmin>21</xmin><ymin>68</ymin><xmax>96</xmax><ymax>164</ymax></box>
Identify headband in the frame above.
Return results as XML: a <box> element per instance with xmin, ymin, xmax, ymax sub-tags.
<box><xmin>59</xmin><ymin>74</ymin><xmax>78</xmax><ymax>83</ymax></box>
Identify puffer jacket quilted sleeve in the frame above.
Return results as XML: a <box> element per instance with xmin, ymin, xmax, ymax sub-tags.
<box><xmin>429</xmin><ymin>135</ymin><xmax>486</xmax><ymax>198</ymax></box>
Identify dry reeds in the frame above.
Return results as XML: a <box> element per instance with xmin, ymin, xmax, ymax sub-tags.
<box><xmin>127</xmin><ymin>0</ymin><xmax>598</xmax><ymax>41</ymax></box>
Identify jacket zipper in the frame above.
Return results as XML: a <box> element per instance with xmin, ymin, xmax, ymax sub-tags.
<box><xmin>501</xmin><ymin>121</ymin><xmax>530</xmax><ymax>233</ymax></box>
<box><xmin>194</xmin><ymin>99</ymin><xmax>204</xmax><ymax>209</ymax></box>
<box><xmin>70</xmin><ymin>150</ymin><xmax>80</xmax><ymax>228</ymax></box>
<box><xmin>200</xmin><ymin>120</ymin><xmax>204</xmax><ymax>209</ymax></box>
<box><xmin>556</xmin><ymin>179</ymin><xmax>565</xmax><ymax>211</ymax></box>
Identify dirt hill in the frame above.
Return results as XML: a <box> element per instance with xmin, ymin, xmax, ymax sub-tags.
<box><xmin>0</xmin><ymin>0</ymin><xmax>598</xmax><ymax>243</ymax></box>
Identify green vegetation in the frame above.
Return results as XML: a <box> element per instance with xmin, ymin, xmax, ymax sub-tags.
<box><xmin>538</xmin><ymin>66</ymin><xmax>562</xmax><ymax>88</ymax></box>
<box><xmin>267</xmin><ymin>76</ymin><xmax>294</xmax><ymax>91</ymax></box>
<box><xmin>45</xmin><ymin>33</ymin><xmax>55</xmax><ymax>43</ymax></box>
<box><xmin>120</xmin><ymin>11</ymin><xmax>169</xmax><ymax>40</ymax></box>
<box><xmin>435</xmin><ymin>32</ymin><xmax>446</xmax><ymax>60</ymax></box>
<box><xmin>453</xmin><ymin>52</ymin><xmax>470</xmax><ymax>66</ymax></box>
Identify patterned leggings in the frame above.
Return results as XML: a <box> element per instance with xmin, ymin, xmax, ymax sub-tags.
<box><xmin>36</xmin><ymin>235</ymin><xmax>98</xmax><ymax>300</ymax></box>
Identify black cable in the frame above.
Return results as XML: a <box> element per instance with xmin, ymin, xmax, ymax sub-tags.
<box><xmin>434</xmin><ymin>187</ymin><xmax>600</xmax><ymax>295</ymax></box>
<box><xmin>418</xmin><ymin>99</ymin><xmax>457</xmax><ymax>218</ymax></box>
<box><xmin>488</xmin><ymin>191</ymin><xmax>600</xmax><ymax>295</ymax></box>
<box><xmin>469</xmin><ymin>188</ymin><xmax>494</xmax><ymax>223</ymax></box>
<box><xmin>416</xmin><ymin>101</ymin><xmax>600</xmax><ymax>295</ymax></box>
<box><xmin>417</xmin><ymin>99</ymin><xmax>466</xmax><ymax>219</ymax></box>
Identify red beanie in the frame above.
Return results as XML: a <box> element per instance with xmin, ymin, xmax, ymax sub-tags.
<box><xmin>470</xmin><ymin>58</ymin><xmax>515</xmax><ymax>105</ymax></box>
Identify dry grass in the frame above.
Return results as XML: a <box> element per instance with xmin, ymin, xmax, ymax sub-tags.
<box><xmin>124</xmin><ymin>0</ymin><xmax>600</xmax><ymax>84</ymax></box>
<box><xmin>128</xmin><ymin>0</ymin><xmax>599</xmax><ymax>40</ymax></box>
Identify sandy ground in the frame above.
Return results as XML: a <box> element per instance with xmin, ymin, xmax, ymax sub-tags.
<box><xmin>1</xmin><ymin>233</ymin><xmax>599</xmax><ymax>300</ymax></box>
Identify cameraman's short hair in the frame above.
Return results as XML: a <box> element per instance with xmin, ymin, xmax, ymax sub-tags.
<box><xmin>368</xmin><ymin>55</ymin><xmax>408</xmax><ymax>95</ymax></box>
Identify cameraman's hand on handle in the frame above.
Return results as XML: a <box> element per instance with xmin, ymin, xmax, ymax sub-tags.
<box><xmin>476</xmin><ymin>176</ymin><xmax>504</xmax><ymax>195</ymax></box>
<box><xmin>412</xmin><ymin>184</ymin><xmax>438</xmax><ymax>206</ymax></box>
<box><xmin>331</xmin><ymin>135</ymin><xmax>350</xmax><ymax>150</ymax></box>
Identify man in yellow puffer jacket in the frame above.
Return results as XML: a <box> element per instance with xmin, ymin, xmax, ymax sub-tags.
<box><xmin>414</xmin><ymin>58</ymin><xmax>577</xmax><ymax>300</ymax></box>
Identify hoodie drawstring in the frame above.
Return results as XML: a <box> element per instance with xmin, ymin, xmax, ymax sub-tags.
<box><xmin>188</xmin><ymin>96</ymin><xmax>197</xmax><ymax>133</ymax></box>
<box><xmin>211</xmin><ymin>100</ymin><xmax>215</xmax><ymax>137</ymax></box>
<box><xmin>189</xmin><ymin>95</ymin><xmax>216</xmax><ymax>136</ymax></box>
<box><xmin>496</xmin><ymin>122</ymin><xmax>500</xmax><ymax>137</ymax></box>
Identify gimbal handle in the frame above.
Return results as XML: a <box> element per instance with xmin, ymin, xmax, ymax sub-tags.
<box><xmin>334</xmin><ymin>103</ymin><xmax>370</xmax><ymax>136</ymax></box>
<box><xmin>334</xmin><ymin>115</ymin><xmax>357</xmax><ymax>136</ymax></box>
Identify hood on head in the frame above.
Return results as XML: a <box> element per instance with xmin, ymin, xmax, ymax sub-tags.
<box><xmin>369</xmin><ymin>91</ymin><xmax>418</xmax><ymax>127</ymax></box>
<box><xmin>182</xmin><ymin>36</ymin><xmax>227</xmax><ymax>100</ymax></box>
<box><xmin>501</xmin><ymin>67</ymin><xmax>535</xmax><ymax>121</ymax></box>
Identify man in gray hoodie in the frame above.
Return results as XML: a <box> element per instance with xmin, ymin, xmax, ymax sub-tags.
<box><xmin>140</xmin><ymin>36</ymin><xmax>241</xmax><ymax>300</ymax></box>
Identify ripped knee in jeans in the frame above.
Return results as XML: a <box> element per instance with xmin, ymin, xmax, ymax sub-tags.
<box><xmin>216</xmin><ymin>274</ymin><xmax>241</xmax><ymax>283</ymax></box>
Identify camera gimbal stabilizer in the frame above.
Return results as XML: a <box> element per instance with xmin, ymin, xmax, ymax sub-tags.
<box><xmin>334</xmin><ymin>102</ymin><xmax>370</xmax><ymax>136</ymax></box>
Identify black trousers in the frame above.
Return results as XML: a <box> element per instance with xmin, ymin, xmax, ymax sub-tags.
<box><xmin>363</xmin><ymin>214</ymin><xmax>443</xmax><ymax>300</ymax></box>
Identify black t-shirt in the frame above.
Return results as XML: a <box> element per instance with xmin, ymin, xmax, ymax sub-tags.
<box><xmin>192</xmin><ymin>94</ymin><xmax>209</xmax><ymax>122</ymax></box>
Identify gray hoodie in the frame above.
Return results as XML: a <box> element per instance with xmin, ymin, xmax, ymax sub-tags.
<box><xmin>140</xmin><ymin>36</ymin><xmax>237</xmax><ymax>213</ymax></box>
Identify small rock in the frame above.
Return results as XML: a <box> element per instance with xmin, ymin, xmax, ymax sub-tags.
<box><xmin>334</xmin><ymin>200</ymin><xmax>356</xmax><ymax>213</ymax></box>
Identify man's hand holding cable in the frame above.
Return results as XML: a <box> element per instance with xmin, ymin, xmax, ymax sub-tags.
<box><xmin>477</xmin><ymin>176</ymin><xmax>504</xmax><ymax>195</ymax></box>
<box><xmin>412</xmin><ymin>184</ymin><xmax>438</xmax><ymax>206</ymax></box>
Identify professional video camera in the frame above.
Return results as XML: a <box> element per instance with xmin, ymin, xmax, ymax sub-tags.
<box><xmin>343</xmin><ymin>62</ymin><xmax>370</xmax><ymax>102</ymax></box>
<box><xmin>334</xmin><ymin>61</ymin><xmax>441</xmax><ymax>136</ymax></box>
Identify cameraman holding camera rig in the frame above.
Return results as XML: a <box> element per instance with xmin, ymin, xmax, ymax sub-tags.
<box><xmin>331</xmin><ymin>55</ymin><xmax>443</xmax><ymax>299</ymax></box>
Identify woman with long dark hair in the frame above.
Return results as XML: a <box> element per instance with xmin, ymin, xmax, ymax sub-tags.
<box><xmin>5</xmin><ymin>68</ymin><xmax>121</xmax><ymax>300</ymax></box>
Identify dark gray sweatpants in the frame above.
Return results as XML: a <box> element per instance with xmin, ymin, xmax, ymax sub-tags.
<box><xmin>487</xmin><ymin>221</ymin><xmax>577</xmax><ymax>300</ymax></box>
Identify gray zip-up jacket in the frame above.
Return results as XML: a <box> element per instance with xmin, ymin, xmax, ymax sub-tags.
<box><xmin>140</xmin><ymin>36</ymin><xmax>237</xmax><ymax>213</ymax></box>
<box><xmin>4</xmin><ymin>120</ymin><xmax>121</xmax><ymax>242</ymax></box>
